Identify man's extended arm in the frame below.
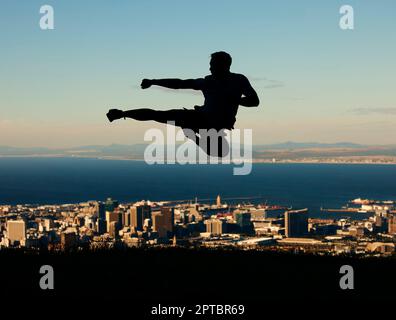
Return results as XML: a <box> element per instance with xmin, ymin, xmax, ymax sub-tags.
<box><xmin>141</xmin><ymin>78</ymin><xmax>203</xmax><ymax>90</ymax></box>
<box><xmin>239</xmin><ymin>76</ymin><xmax>260</xmax><ymax>107</ymax></box>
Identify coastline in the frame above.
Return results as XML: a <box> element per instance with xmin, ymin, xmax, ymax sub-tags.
<box><xmin>1</xmin><ymin>154</ymin><xmax>396</xmax><ymax>165</ymax></box>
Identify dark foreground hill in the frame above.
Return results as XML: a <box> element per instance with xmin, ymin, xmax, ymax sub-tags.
<box><xmin>1</xmin><ymin>247</ymin><xmax>395</xmax><ymax>317</ymax></box>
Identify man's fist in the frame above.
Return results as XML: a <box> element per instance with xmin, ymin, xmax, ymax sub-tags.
<box><xmin>141</xmin><ymin>79</ymin><xmax>152</xmax><ymax>89</ymax></box>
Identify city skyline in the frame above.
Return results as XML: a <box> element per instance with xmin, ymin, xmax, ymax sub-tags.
<box><xmin>1</xmin><ymin>0</ymin><xmax>396</xmax><ymax>147</ymax></box>
<box><xmin>2</xmin><ymin>195</ymin><xmax>395</xmax><ymax>256</ymax></box>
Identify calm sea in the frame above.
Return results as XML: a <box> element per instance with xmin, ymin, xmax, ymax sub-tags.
<box><xmin>1</xmin><ymin>157</ymin><xmax>396</xmax><ymax>218</ymax></box>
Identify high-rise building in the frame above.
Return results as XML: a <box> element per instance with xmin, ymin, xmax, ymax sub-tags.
<box><xmin>7</xmin><ymin>220</ymin><xmax>26</xmax><ymax>246</ymax></box>
<box><xmin>160</xmin><ymin>207</ymin><xmax>174</xmax><ymax>233</ymax></box>
<box><xmin>95</xmin><ymin>201</ymin><xmax>107</xmax><ymax>234</ymax></box>
<box><xmin>374</xmin><ymin>215</ymin><xmax>388</xmax><ymax>233</ymax></box>
<box><xmin>122</xmin><ymin>211</ymin><xmax>131</xmax><ymax>227</ymax></box>
<box><xmin>388</xmin><ymin>214</ymin><xmax>396</xmax><ymax>234</ymax></box>
<box><xmin>106</xmin><ymin>211</ymin><xmax>119</xmax><ymax>232</ymax></box>
<box><xmin>285</xmin><ymin>209</ymin><xmax>308</xmax><ymax>237</ymax></box>
<box><xmin>97</xmin><ymin>219</ymin><xmax>107</xmax><ymax>234</ymax></box>
<box><xmin>108</xmin><ymin>221</ymin><xmax>120</xmax><ymax>238</ymax></box>
<box><xmin>151</xmin><ymin>212</ymin><xmax>163</xmax><ymax>235</ymax></box>
<box><xmin>95</xmin><ymin>202</ymin><xmax>106</xmax><ymax>220</ymax></box>
<box><xmin>235</xmin><ymin>212</ymin><xmax>253</xmax><ymax>233</ymax></box>
<box><xmin>152</xmin><ymin>207</ymin><xmax>174</xmax><ymax>238</ymax></box>
<box><xmin>204</xmin><ymin>218</ymin><xmax>225</xmax><ymax>236</ymax></box>
<box><xmin>105</xmin><ymin>198</ymin><xmax>119</xmax><ymax>212</ymax></box>
<box><xmin>130</xmin><ymin>205</ymin><xmax>151</xmax><ymax>231</ymax></box>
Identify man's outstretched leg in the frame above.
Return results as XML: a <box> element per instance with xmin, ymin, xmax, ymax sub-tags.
<box><xmin>107</xmin><ymin>108</ymin><xmax>229</xmax><ymax>157</ymax></box>
<box><xmin>107</xmin><ymin>108</ymin><xmax>185</xmax><ymax>124</ymax></box>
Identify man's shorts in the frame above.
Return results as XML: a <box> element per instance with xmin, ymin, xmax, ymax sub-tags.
<box><xmin>172</xmin><ymin>108</ymin><xmax>235</xmax><ymax>132</ymax></box>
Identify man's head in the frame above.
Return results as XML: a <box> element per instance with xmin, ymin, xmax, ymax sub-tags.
<box><xmin>210</xmin><ymin>51</ymin><xmax>232</xmax><ymax>76</ymax></box>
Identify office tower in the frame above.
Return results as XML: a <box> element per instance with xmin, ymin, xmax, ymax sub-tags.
<box><xmin>122</xmin><ymin>211</ymin><xmax>131</xmax><ymax>227</ymax></box>
<box><xmin>95</xmin><ymin>202</ymin><xmax>106</xmax><ymax>234</ymax></box>
<box><xmin>106</xmin><ymin>211</ymin><xmax>119</xmax><ymax>232</ymax></box>
<box><xmin>108</xmin><ymin>221</ymin><xmax>120</xmax><ymax>238</ymax></box>
<box><xmin>204</xmin><ymin>219</ymin><xmax>225</xmax><ymax>236</ymax></box>
<box><xmin>130</xmin><ymin>205</ymin><xmax>151</xmax><ymax>231</ymax></box>
<box><xmin>216</xmin><ymin>195</ymin><xmax>221</xmax><ymax>207</ymax></box>
<box><xmin>160</xmin><ymin>207</ymin><xmax>174</xmax><ymax>233</ymax></box>
<box><xmin>97</xmin><ymin>219</ymin><xmax>107</xmax><ymax>234</ymax></box>
<box><xmin>374</xmin><ymin>215</ymin><xmax>388</xmax><ymax>233</ymax></box>
<box><xmin>285</xmin><ymin>209</ymin><xmax>308</xmax><ymax>237</ymax></box>
<box><xmin>151</xmin><ymin>212</ymin><xmax>162</xmax><ymax>234</ymax></box>
<box><xmin>235</xmin><ymin>212</ymin><xmax>253</xmax><ymax>233</ymax></box>
<box><xmin>388</xmin><ymin>214</ymin><xmax>396</xmax><ymax>234</ymax></box>
<box><xmin>95</xmin><ymin>202</ymin><xmax>106</xmax><ymax>220</ymax></box>
<box><xmin>7</xmin><ymin>220</ymin><xmax>26</xmax><ymax>246</ymax></box>
<box><xmin>105</xmin><ymin>197</ymin><xmax>119</xmax><ymax>212</ymax></box>
<box><xmin>151</xmin><ymin>207</ymin><xmax>174</xmax><ymax>238</ymax></box>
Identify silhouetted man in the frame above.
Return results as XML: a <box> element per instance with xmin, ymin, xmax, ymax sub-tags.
<box><xmin>107</xmin><ymin>51</ymin><xmax>259</xmax><ymax>156</ymax></box>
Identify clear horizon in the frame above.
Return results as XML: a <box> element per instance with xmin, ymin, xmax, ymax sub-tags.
<box><xmin>1</xmin><ymin>0</ymin><xmax>395</xmax><ymax>147</ymax></box>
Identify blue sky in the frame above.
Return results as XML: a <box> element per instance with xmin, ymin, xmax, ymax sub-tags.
<box><xmin>1</xmin><ymin>0</ymin><xmax>395</xmax><ymax>147</ymax></box>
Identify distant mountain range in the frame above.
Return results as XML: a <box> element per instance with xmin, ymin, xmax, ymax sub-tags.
<box><xmin>1</xmin><ymin>142</ymin><xmax>396</xmax><ymax>161</ymax></box>
<box><xmin>255</xmin><ymin>141</ymin><xmax>367</xmax><ymax>149</ymax></box>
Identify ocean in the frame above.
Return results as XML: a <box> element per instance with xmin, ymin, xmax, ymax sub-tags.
<box><xmin>1</xmin><ymin>157</ymin><xmax>396</xmax><ymax>218</ymax></box>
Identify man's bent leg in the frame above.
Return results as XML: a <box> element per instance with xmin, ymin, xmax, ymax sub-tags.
<box><xmin>196</xmin><ymin>129</ymin><xmax>230</xmax><ymax>157</ymax></box>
